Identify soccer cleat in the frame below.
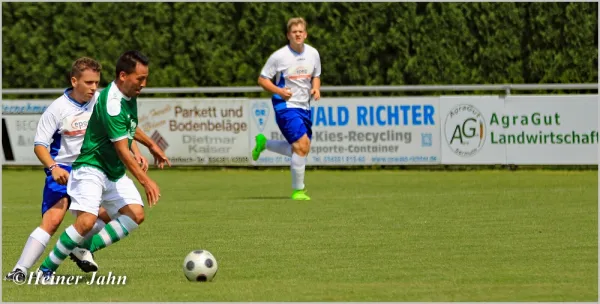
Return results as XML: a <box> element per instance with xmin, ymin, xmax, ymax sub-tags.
<box><xmin>69</xmin><ymin>247</ymin><xmax>99</xmax><ymax>273</ymax></box>
<box><xmin>36</xmin><ymin>267</ymin><xmax>54</xmax><ymax>285</ymax></box>
<box><xmin>4</xmin><ymin>268</ymin><xmax>26</xmax><ymax>283</ymax></box>
<box><xmin>252</xmin><ymin>133</ymin><xmax>267</xmax><ymax>161</ymax></box>
<box><xmin>291</xmin><ymin>189</ymin><xmax>311</xmax><ymax>200</ymax></box>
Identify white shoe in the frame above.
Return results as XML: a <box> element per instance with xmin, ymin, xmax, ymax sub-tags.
<box><xmin>69</xmin><ymin>247</ymin><xmax>99</xmax><ymax>273</ymax></box>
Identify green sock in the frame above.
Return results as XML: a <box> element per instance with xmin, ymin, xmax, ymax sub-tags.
<box><xmin>81</xmin><ymin>214</ymin><xmax>139</xmax><ymax>253</ymax></box>
<box><xmin>40</xmin><ymin>226</ymin><xmax>83</xmax><ymax>271</ymax></box>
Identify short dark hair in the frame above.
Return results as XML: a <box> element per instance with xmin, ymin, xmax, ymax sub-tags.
<box><xmin>115</xmin><ymin>50</ymin><xmax>149</xmax><ymax>79</ymax></box>
<box><xmin>71</xmin><ymin>57</ymin><xmax>102</xmax><ymax>79</ymax></box>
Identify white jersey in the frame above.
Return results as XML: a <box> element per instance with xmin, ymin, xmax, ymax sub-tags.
<box><xmin>260</xmin><ymin>43</ymin><xmax>321</xmax><ymax>110</ymax></box>
<box><xmin>33</xmin><ymin>89</ymin><xmax>99</xmax><ymax>166</ymax></box>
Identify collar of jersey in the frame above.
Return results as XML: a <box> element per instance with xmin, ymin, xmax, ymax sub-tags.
<box><xmin>63</xmin><ymin>88</ymin><xmax>91</xmax><ymax>108</ymax></box>
<box><xmin>287</xmin><ymin>44</ymin><xmax>304</xmax><ymax>56</ymax></box>
<box><xmin>111</xmin><ymin>81</ymin><xmax>132</xmax><ymax>101</ymax></box>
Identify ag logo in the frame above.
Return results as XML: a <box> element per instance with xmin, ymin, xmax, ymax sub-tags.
<box><xmin>445</xmin><ymin>104</ymin><xmax>486</xmax><ymax>157</ymax></box>
<box><xmin>252</xmin><ymin>102</ymin><xmax>270</xmax><ymax>132</ymax></box>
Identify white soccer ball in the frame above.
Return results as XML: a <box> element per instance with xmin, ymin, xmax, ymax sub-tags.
<box><xmin>182</xmin><ymin>249</ymin><xmax>218</xmax><ymax>282</ymax></box>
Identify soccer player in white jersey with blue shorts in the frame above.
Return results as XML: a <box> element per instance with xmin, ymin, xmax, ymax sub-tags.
<box><xmin>4</xmin><ymin>57</ymin><xmax>149</xmax><ymax>283</ymax></box>
<box><xmin>253</xmin><ymin>17</ymin><xmax>322</xmax><ymax>200</ymax></box>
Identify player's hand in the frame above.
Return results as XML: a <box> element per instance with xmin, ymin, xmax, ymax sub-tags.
<box><xmin>133</xmin><ymin>153</ymin><xmax>149</xmax><ymax>172</ymax></box>
<box><xmin>310</xmin><ymin>88</ymin><xmax>321</xmax><ymax>101</ymax></box>
<box><xmin>279</xmin><ymin>87</ymin><xmax>292</xmax><ymax>101</ymax></box>
<box><xmin>143</xmin><ymin>178</ymin><xmax>161</xmax><ymax>207</ymax></box>
<box><xmin>149</xmin><ymin>144</ymin><xmax>172</xmax><ymax>169</ymax></box>
<box><xmin>51</xmin><ymin>167</ymin><xmax>70</xmax><ymax>185</ymax></box>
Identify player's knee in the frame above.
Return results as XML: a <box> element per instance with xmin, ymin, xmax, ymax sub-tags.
<box><xmin>118</xmin><ymin>205</ymin><xmax>145</xmax><ymax>225</ymax></box>
<box><xmin>97</xmin><ymin>208</ymin><xmax>112</xmax><ymax>224</ymax></box>
<box><xmin>131</xmin><ymin>211</ymin><xmax>144</xmax><ymax>225</ymax></box>
<box><xmin>73</xmin><ymin>214</ymin><xmax>97</xmax><ymax>236</ymax></box>
<box><xmin>292</xmin><ymin>146</ymin><xmax>306</xmax><ymax>157</ymax></box>
<box><xmin>293</xmin><ymin>137</ymin><xmax>311</xmax><ymax>156</ymax></box>
<box><xmin>300</xmin><ymin>142</ymin><xmax>310</xmax><ymax>155</ymax></box>
<box><xmin>299</xmin><ymin>143</ymin><xmax>311</xmax><ymax>156</ymax></box>
<box><xmin>297</xmin><ymin>147</ymin><xmax>309</xmax><ymax>156</ymax></box>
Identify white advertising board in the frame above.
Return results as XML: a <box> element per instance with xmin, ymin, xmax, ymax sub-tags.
<box><xmin>3</xmin><ymin>95</ymin><xmax>596</xmax><ymax>166</ymax></box>
<box><xmin>136</xmin><ymin>98</ymin><xmax>251</xmax><ymax>166</ymax></box>
<box><xmin>503</xmin><ymin>95</ymin><xmax>598</xmax><ymax>165</ymax></box>
<box><xmin>248</xmin><ymin>97</ymin><xmax>441</xmax><ymax>166</ymax></box>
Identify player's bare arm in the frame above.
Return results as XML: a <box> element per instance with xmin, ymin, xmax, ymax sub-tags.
<box><xmin>258</xmin><ymin>77</ymin><xmax>292</xmax><ymax>101</ymax></box>
<box><xmin>33</xmin><ymin>145</ymin><xmax>69</xmax><ymax>185</ymax></box>
<box><xmin>133</xmin><ymin>128</ymin><xmax>171</xmax><ymax>169</ymax></box>
<box><xmin>311</xmin><ymin>77</ymin><xmax>321</xmax><ymax>101</ymax></box>
<box><xmin>113</xmin><ymin>139</ymin><xmax>160</xmax><ymax>206</ymax></box>
<box><xmin>130</xmin><ymin>141</ymin><xmax>148</xmax><ymax>172</ymax></box>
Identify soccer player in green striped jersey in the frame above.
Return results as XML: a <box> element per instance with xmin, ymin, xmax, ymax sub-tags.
<box><xmin>38</xmin><ymin>50</ymin><xmax>170</xmax><ymax>282</ymax></box>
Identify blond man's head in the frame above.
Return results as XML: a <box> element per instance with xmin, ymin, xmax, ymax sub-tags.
<box><xmin>286</xmin><ymin>17</ymin><xmax>308</xmax><ymax>48</ymax></box>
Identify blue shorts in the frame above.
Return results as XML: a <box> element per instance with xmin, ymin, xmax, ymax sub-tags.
<box><xmin>41</xmin><ymin>164</ymin><xmax>72</xmax><ymax>216</ymax></box>
<box><xmin>275</xmin><ymin>108</ymin><xmax>312</xmax><ymax>144</ymax></box>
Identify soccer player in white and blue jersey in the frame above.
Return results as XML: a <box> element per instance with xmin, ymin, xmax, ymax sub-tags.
<box><xmin>253</xmin><ymin>17</ymin><xmax>321</xmax><ymax>200</ymax></box>
<box><xmin>4</xmin><ymin>57</ymin><xmax>148</xmax><ymax>282</ymax></box>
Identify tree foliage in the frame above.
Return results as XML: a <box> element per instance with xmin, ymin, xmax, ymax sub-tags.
<box><xmin>2</xmin><ymin>2</ymin><xmax>597</xmax><ymax>96</ymax></box>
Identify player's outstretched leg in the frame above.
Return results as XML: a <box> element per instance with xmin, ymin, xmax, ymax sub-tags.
<box><xmin>5</xmin><ymin>196</ymin><xmax>70</xmax><ymax>282</ymax></box>
<box><xmin>78</xmin><ymin>214</ymin><xmax>139</xmax><ymax>253</ymax></box>
<box><xmin>266</xmin><ymin>140</ymin><xmax>293</xmax><ymax>157</ymax></box>
<box><xmin>4</xmin><ymin>226</ymin><xmax>50</xmax><ymax>282</ymax></box>
<box><xmin>77</xmin><ymin>205</ymin><xmax>142</xmax><ymax>255</ymax></box>
<box><xmin>253</xmin><ymin>133</ymin><xmax>295</xmax><ymax>161</ymax></box>
<box><xmin>290</xmin><ymin>134</ymin><xmax>311</xmax><ymax>201</ymax></box>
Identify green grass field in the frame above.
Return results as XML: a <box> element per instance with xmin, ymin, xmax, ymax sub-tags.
<box><xmin>2</xmin><ymin>169</ymin><xmax>597</xmax><ymax>301</ymax></box>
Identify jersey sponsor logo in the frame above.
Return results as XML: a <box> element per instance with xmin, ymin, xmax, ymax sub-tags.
<box><xmin>63</xmin><ymin>112</ymin><xmax>92</xmax><ymax>136</ymax></box>
<box><xmin>295</xmin><ymin>67</ymin><xmax>309</xmax><ymax>75</ymax></box>
<box><xmin>287</xmin><ymin>65</ymin><xmax>313</xmax><ymax>80</ymax></box>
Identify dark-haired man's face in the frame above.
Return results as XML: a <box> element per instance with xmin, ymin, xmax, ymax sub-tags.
<box><xmin>119</xmin><ymin>62</ymin><xmax>148</xmax><ymax>97</ymax></box>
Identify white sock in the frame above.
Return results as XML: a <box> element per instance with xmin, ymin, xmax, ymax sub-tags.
<box><xmin>291</xmin><ymin>153</ymin><xmax>306</xmax><ymax>190</ymax></box>
<box><xmin>14</xmin><ymin>227</ymin><xmax>51</xmax><ymax>272</ymax></box>
<box><xmin>83</xmin><ymin>219</ymin><xmax>107</xmax><ymax>241</ymax></box>
<box><xmin>266</xmin><ymin>140</ymin><xmax>292</xmax><ymax>157</ymax></box>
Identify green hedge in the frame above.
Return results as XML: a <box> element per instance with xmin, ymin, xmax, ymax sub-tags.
<box><xmin>2</xmin><ymin>2</ymin><xmax>597</xmax><ymax>97</ymax></box>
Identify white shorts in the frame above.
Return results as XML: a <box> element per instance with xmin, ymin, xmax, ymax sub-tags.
<box><xmin>67</xmin><ymin>166</ymin><xmax>144</xmax><ymax>218</ymax></box>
